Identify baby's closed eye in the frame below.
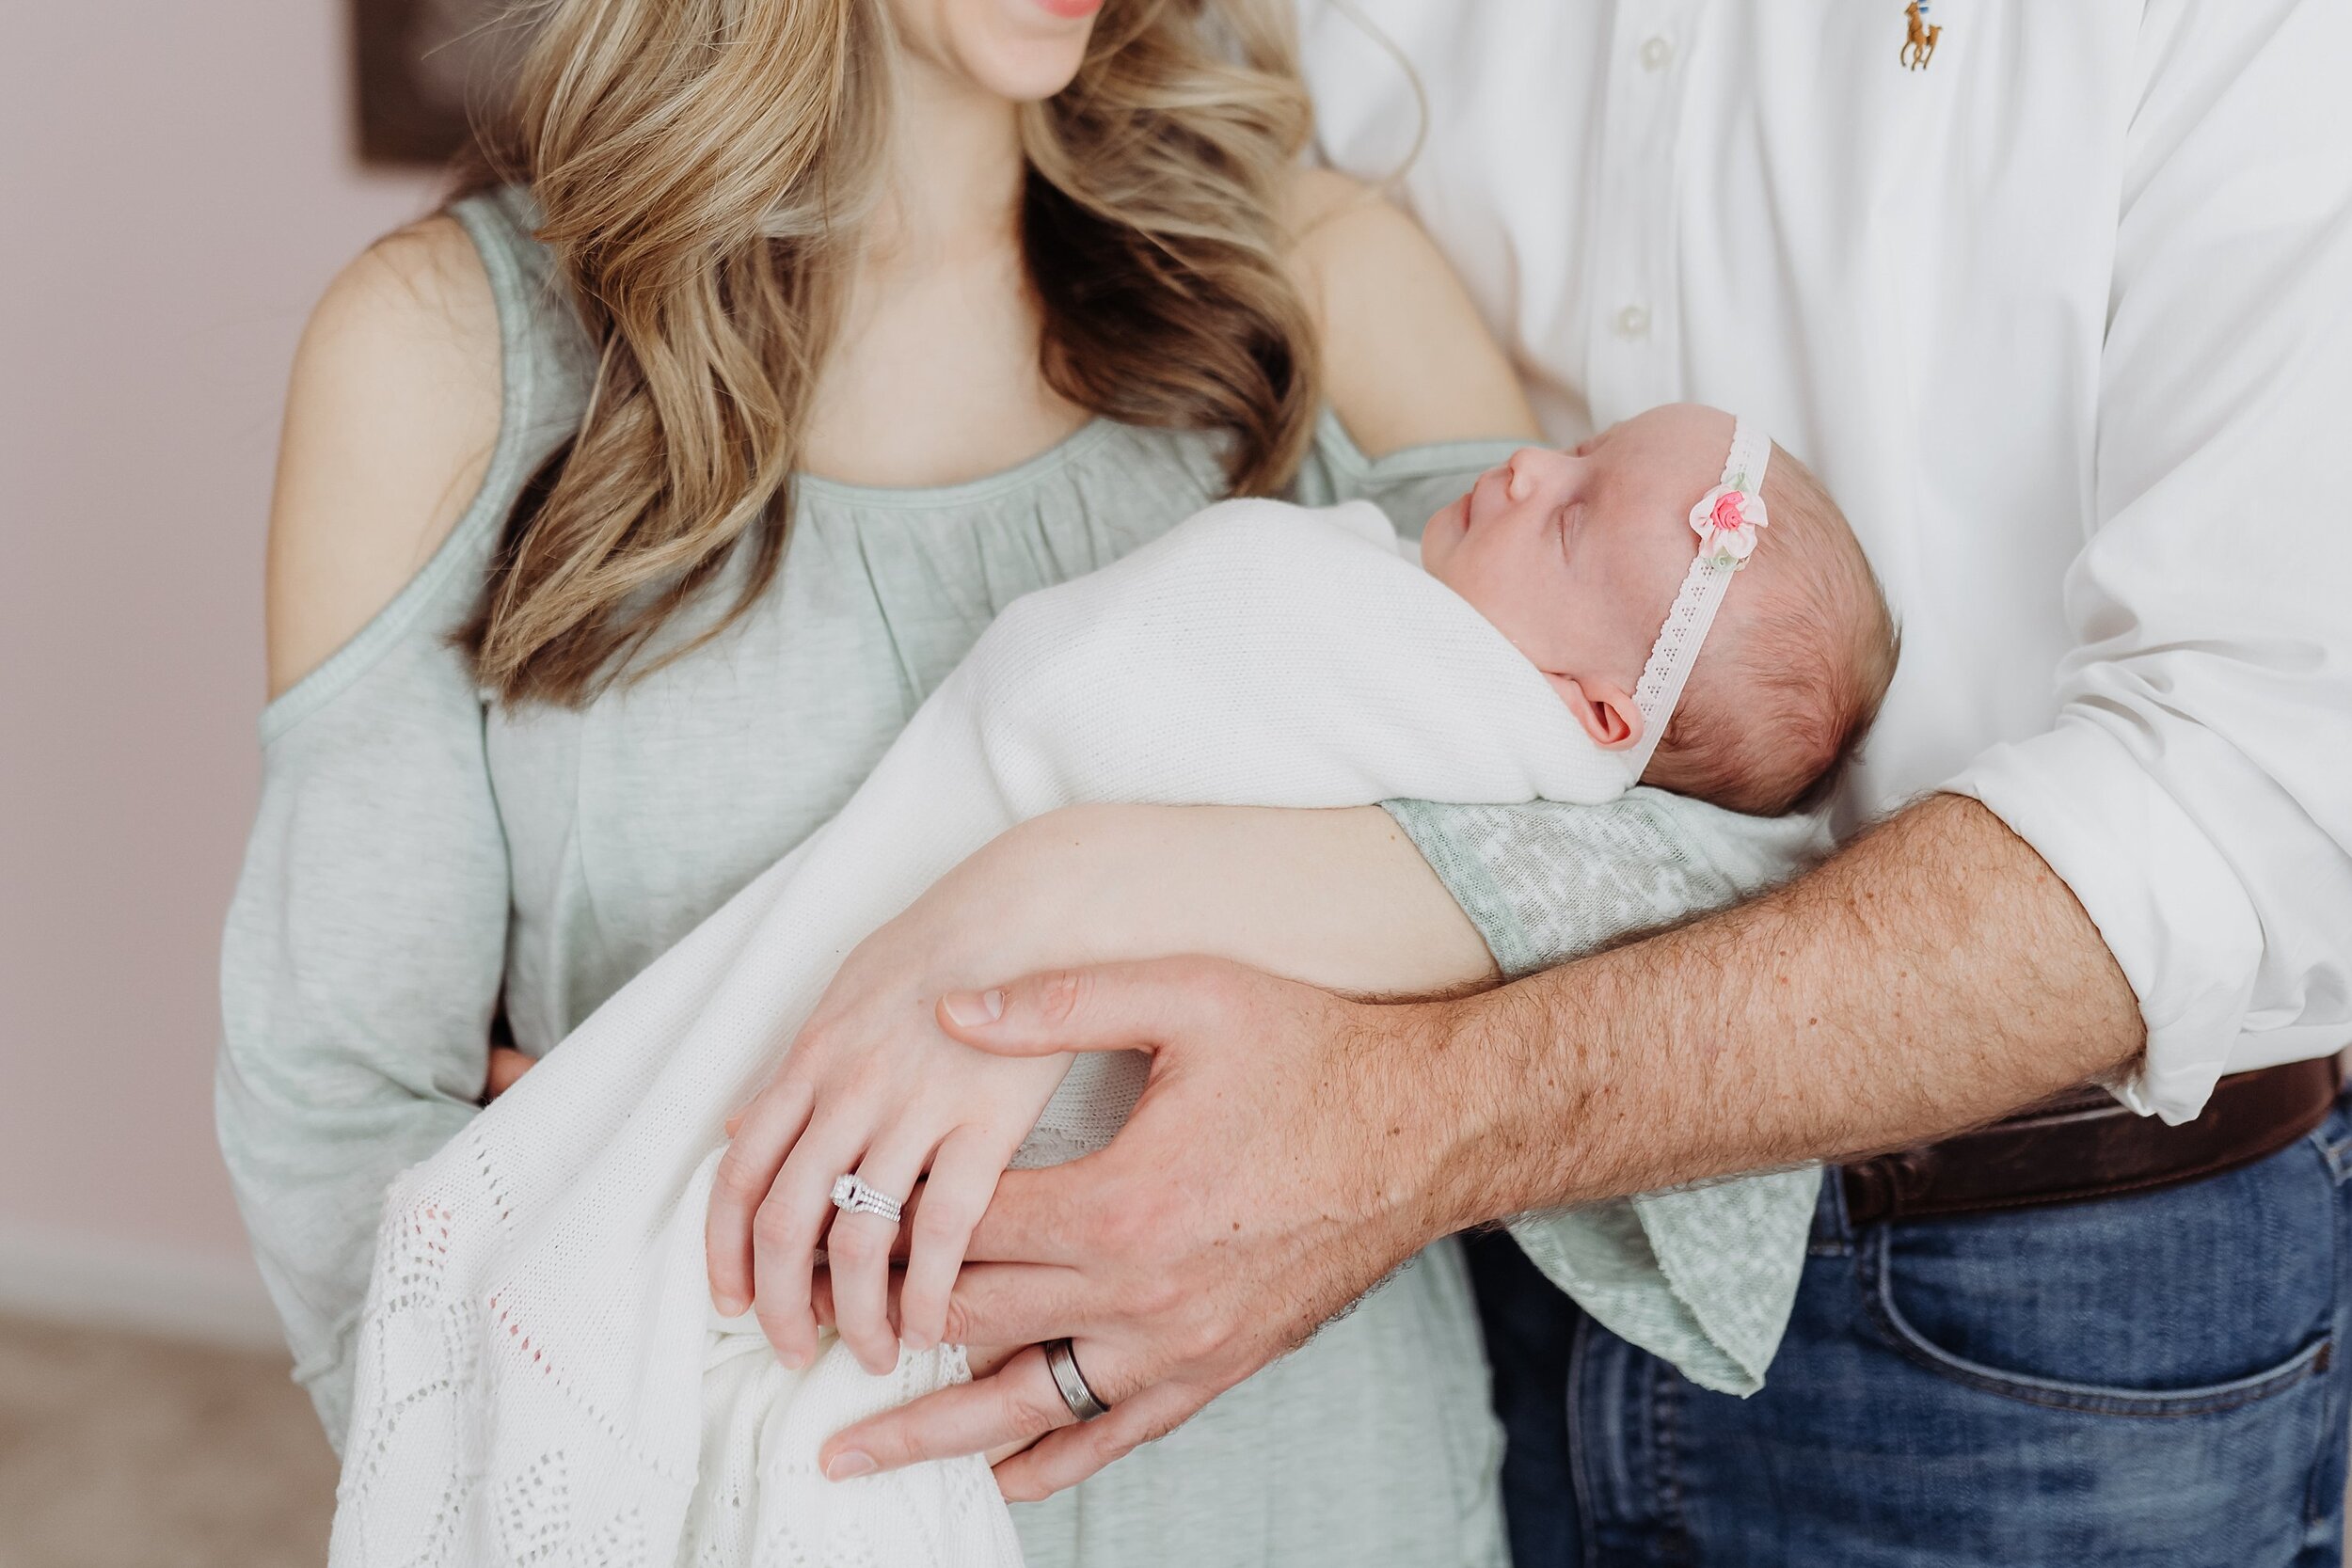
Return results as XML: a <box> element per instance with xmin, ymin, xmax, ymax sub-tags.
<box><xmin>1552</xmin><ymin>501</ymin><xmax>1585</xmax><ymax>565</ymax></box>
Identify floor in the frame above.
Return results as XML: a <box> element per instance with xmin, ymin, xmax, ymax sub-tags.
<box><xmin>0</xmin><ymin>1314</ymin><xmax>335</xmax><ymax>1568</ymax></box>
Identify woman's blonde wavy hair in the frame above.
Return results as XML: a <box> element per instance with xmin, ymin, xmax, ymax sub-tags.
<box><xmin>463</xmin><ymin>0</ymin><xmax>1320</xmax><ymax>706</ymax></box>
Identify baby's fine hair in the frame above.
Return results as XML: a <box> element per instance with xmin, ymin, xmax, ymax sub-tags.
<box><xmin>1653</xmin><ymin>448</ymin><xmax>1899</xmax><ymax>817</ymax></box>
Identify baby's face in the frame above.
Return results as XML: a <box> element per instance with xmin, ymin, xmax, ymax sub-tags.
<box><xmin>1420</xmin><ymin>404</ymin><xmax>1735</xmax><ymax>750</ymax></box>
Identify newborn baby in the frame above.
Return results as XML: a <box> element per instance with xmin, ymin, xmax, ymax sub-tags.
<box><xmin>751</xmin><ymin>400</ymin><xmax>1899</xmax><ymax>1384</ymax></box>
<box><xmin>1421</xmin><ymin>403</ymin><xmax>1897</xmax><ymax>817</ymax></box>
<box><xmin>336</xmin><ymin>404</ymin><xmax>1896</xmax><ymax>1568</ymax></box>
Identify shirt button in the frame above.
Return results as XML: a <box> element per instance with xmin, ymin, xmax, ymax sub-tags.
<box><xmin>1639</xmin><ymin>36</ymin><xmax>1675</xmax><ymax>71</ymax></box>
<box><xmin>1614</xmin><ymin>304</ymin><xmax>1652</xmax><ymax>339</ymax></box>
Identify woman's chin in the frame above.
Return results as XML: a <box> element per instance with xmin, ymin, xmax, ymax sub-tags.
<box><xmin>958</xmin><ymin>44</ymin><xmax>1089</xmax><ymax>102</ymax></box>
<box><xmin>939</xmin><ymin>0</ymin><xmax>1097</xmax><ymax>102</ymax></box>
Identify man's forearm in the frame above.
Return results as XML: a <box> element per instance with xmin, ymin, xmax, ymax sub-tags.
<box><xmin>1415</xmin><ymin>792</ymin><xmax>2145</xmax><ymax>1230</ymax></box>
<box><xmin>826</xmin><ymin>796</ymin><xmax>2140</xmax><ymax>1490</ymax></box>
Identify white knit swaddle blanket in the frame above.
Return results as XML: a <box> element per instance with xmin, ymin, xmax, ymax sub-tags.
<box><xmin>330</xmin><ymin>499</ymin><xmax>1632</xmax><ymax>1568</ymax></box>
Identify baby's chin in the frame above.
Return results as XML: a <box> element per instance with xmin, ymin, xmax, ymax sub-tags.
<box><xmin>1421</xmin><ymin>491</ymin><xmax>1472</xmax><ymax>576</ymax></box>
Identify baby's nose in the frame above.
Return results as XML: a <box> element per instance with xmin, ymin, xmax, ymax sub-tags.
<box><xmin>1505</xmin><ymin>446</ymin><xmax>1573</xmax><ymax>502</ymax></box>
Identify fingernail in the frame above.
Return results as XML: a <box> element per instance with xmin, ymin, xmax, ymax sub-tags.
<box><xmin>902</xmin><ymin>1329</ymin><xmax>935</xmax><ymax>1354</ymax></box>
<box><xmin>941</xmin><ymin>989</ymin><xmax>1006</xmax><ymax>1027</ymax></box>
<box><xmin>713</xmin><ymin>1292</ymin><xmax>744</xmax><ymax>1317</ymax></box>
<box><xmin>779</xmin><ymin>1348</ymin><xmax>809</xmax><ymax>1370</ymax></box>
<box><xmin>825</xmin><ymin>1450</ymin><xmax>876</xmax><ymax>1481</ymax></box>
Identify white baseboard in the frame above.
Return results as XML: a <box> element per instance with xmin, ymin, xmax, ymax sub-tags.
<box><xmin>0</xmin><ymin>1227</ymin><xmax>289</xmax><ymax>1354</ymax></box>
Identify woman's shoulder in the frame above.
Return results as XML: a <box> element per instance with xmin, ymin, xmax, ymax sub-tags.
<box><xmin>1280</xmin><ymin>167</ymin><xmax>1538</xmax><ymax>458</ymax></box>
<box><xmin>262</xmin><ymin>194</ymin><xmax>598</xmax><ymax>715</ymax></box>
<box><xmin>263</xmin><ymin>217</ymin><xmax>507</xmax><ymax>702</ymax></box>
<box><xmin>305</xmin><ymin>216</ymin><xmax>502</xmax><ymax>415</ymax></box>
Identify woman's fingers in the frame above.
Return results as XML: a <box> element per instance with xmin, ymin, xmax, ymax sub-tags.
<box><xmin>897</xmin><ymin>1127</ymin><xmax>1010</xmax><ymax>1354</ymax></box>
<box><xmin>482</xmin><ymin>1047</ymin><xmax>535</xmax><ymax>1101</ymax></box>
<box><xmin>830</xmin><ymin>1133</ymin><xmax>933</xmax><ymax>1375</ymax></box>
<box><xmin>705</xmin><ymin>1072</ymin><xmax>816</xmax><ymax>1315</ymax></box>
<box><xmin>749</xmin><ymin>1114</ymin><xmax>870</xmax><ymax>1370</ymax></box>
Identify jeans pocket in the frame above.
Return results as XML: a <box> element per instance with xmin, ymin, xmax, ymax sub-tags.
<box><xmin>1861</xmin><ymin>1133</ymin><xmax>2340</xmax><ymax>1418</ymax></box>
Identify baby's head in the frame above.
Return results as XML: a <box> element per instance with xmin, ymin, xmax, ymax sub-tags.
<box><xmin>1421</xmin><ymin>404</ymin><xmax>1898</xmax><ymax>816</ymax></box>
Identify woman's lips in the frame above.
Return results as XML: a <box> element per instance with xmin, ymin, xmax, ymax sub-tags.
<box><xmin>1032</xmin><ymin>0</ymin><xmax>1103</xmax><ymax>17</ymax></box>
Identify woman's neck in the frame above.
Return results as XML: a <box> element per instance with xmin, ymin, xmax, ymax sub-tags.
<box><xmin>866</xmin><ymin>54</ymin><xmax>1026</xmax><ymax>269</ymax></box>
<box><xmin>803</xmin><ymin>51</ymin><xmax>1088</xmax><ymax>488</ymax></box>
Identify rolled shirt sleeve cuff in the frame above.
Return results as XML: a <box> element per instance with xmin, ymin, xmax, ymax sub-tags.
<box><xmin>1945</xmin><ymin>719</ymin><xmax>2265</xmax><ymax>1124</ymax></box>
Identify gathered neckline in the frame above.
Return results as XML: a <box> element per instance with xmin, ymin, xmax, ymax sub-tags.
<box><xmin>790</xmin><ymin>418</ymin><xmax>1133</xmax><ymax>511</ymax></box>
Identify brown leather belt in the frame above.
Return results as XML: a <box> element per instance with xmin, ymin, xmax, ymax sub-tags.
<box><xmin>1840</xmin><ymin>1053</ymin><xmax>2344</xmax><ymax>1228</ymax></box>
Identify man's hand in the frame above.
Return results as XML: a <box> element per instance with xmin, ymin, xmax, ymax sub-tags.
<box><xmin>819</xmin><ymin>795</ymin><xmax>2146</xmax><ymax>1499</ymax></box>
<box><xmin>816</xmin><ymin>957</ymin><xmax>1470</xmax><ymax>1501</ymax></box>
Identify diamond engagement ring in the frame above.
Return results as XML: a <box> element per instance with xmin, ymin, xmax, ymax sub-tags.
<box><xmin>1043</xmin><ymin>1338</ymin><xmax>1109</xmax><ymax>1422</ymax></box>
<box><xmin>830</xmin><ymin>1173</ymin><xmax>903</xmax><ymax>1226</ymax></box>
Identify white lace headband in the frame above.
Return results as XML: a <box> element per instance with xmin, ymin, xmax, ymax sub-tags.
<box><xmin>1621</xmin><ymin>418</ymin><xmax>1772</xmax><ymax>783</ymax></box>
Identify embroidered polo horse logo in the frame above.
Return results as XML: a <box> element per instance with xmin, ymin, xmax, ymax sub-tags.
<box><xmin>1900</xmin><ymin>2</ymin><xmax>1943</xmax><ymax>71</ymax></box>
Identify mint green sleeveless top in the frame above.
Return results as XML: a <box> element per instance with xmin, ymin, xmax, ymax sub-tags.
<box><xmin>220</xmin><ymin>186</ymin><xmax>1518</xmax><ymax>1566</ymax></box>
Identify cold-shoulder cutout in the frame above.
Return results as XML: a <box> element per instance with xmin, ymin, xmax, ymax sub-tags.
<box><xmin>1282</xmin><ymin>166</ymin><xmax>1539</xmax><ymax>459</ymax></box>
<box><xmin>264</xmin><ymin>216</ymin><xmax>503</xmax><ymax>705</ymax></box>
<box><xmin>257</xmin><ymin>192</ymin><xmax>596</xmax><ymax>740</ymax></box>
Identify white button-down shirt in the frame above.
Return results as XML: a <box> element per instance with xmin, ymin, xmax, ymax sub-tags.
<box><xmin>1300</xmin><ymin>0</ymin><xmax>2352</xmax><ymax>1122</ymax></box>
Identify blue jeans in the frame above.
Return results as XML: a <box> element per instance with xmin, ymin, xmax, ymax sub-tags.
<box><xmin>1469</xmin><ymin>1090</ymin><xmax>2352</xmax><ymax>1566</ymax></box>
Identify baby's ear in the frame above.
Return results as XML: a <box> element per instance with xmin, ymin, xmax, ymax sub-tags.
<box><xmin>1547</xmin><ymin>673</ymin><xmax>1645</xmax><ymax>752</ymax></box>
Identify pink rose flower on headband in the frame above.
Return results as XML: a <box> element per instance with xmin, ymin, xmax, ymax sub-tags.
<box><xmin>1690</xmin><ymin>482</ymin><xmax>1770</xmax><ymax>568</ymax></box>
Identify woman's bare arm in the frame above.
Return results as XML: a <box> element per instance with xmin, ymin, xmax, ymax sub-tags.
<box><xmin>888</xmin><ymin>802</ymin><xmax>1498</xmax><ymax>1001</ymax></box>
<box><xmin>700</xmin><ymin>800</ymin><xmax>1497</xmax><ymax>1366</ymax></box>
<box><xmin>498</xmin><ymin>803</ymin><xmax>1496</xmax><ymax>1103</ymax></box>
<box><xmin>1284</xmin><ymin>169</ymin><xmax>1541</xmax><ymax>454</ymax></box>
<box><xmin>267</xmin><ymin>216</ymin><xmax>501</xmax><ymax>699</ymax></box>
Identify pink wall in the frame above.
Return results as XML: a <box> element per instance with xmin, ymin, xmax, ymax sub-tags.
<box><xmin>0</xmin><ymin>3</ymin><xmax>437</xmax><ymax>1301</ymax></box>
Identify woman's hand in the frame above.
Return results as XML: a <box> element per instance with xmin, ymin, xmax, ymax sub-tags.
<box><xmin>484</xmin><ymin>1046</ymin><xmax>534</xmax><ymax>1101</ymax></box>
<box><xmin>705</xmin><ymin>901</ymin><xmax>1073</xmax><ymax>1377</ymax></box>
<box><xmin>704</xmin><ymin>800</ymin><xmax>1488</xmax><ymax>1379</ymax></box>
<box><xmin>814</xmin><ymin>957</ymin><xmax>1470</xmax><ymax>1500</ymax></box>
